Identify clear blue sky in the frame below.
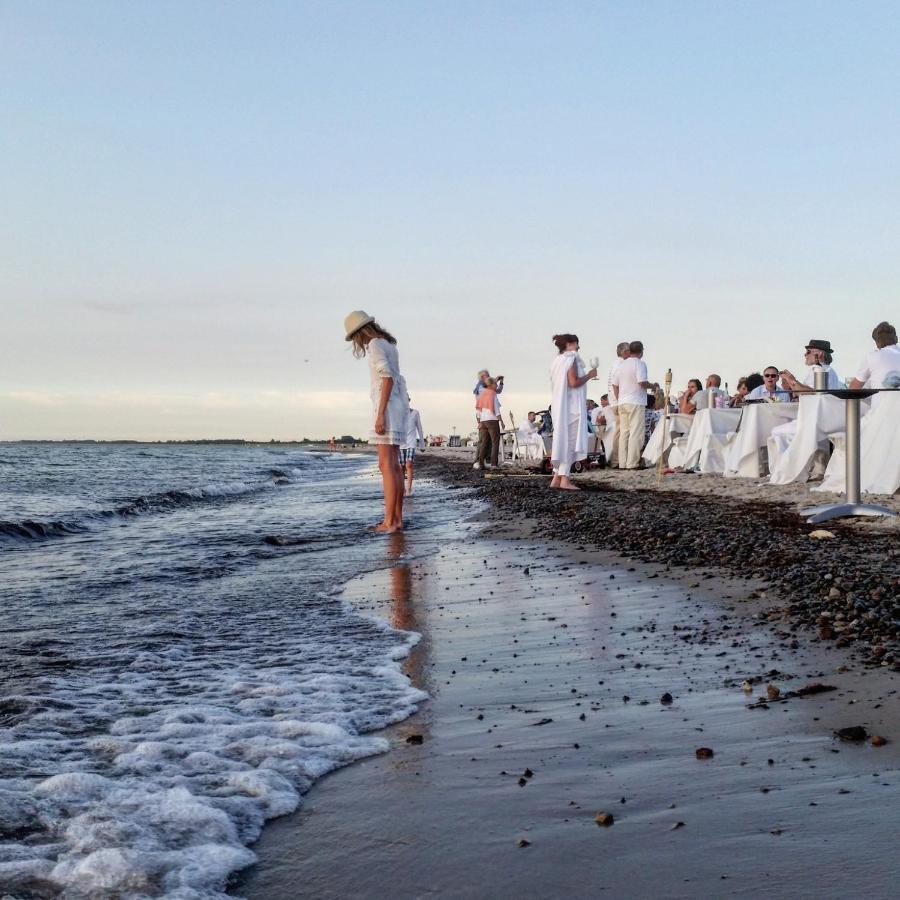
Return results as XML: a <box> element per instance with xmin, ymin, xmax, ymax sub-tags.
<box><xmin>2</xmin><ymin>1</ymin><xmax>897</xmax><ymax>439</ymax></box>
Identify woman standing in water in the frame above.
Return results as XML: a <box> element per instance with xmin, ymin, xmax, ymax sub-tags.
<box><xmin>549</xmin><ymin>333</ymin><xmax>597</xmax><ymax>490</ymax></box>
<box><xmin>345</xmin><ymin>311</ymin><xmax>406</xmax><ymax>532</ymax></box>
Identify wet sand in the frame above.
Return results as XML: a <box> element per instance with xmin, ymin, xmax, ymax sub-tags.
<box><xmin>234</xmin><ymin>518</ymin><xmax>898</xmax><ymax>899</ymax></box>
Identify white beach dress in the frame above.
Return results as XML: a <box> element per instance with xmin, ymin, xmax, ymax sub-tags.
<box><xmin>550</xmin><ymin>351</ymin><xmax>589</xmax><ymax>471</ymax></box>
<box><xmin>367</xmin><ymin>338</ymin><xmax>408</xmax><ymax>445</ymax></box>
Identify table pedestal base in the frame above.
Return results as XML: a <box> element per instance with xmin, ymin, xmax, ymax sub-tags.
<box><xmin>801</xmin><ymin>502</ymin><xmax>897</xmax><ymax>525</ymax></box>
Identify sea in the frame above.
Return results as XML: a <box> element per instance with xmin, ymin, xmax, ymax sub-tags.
<box><xmin>0</xmin><ymin>443</ymin><xmax>465</xmax><ymax>899</ymax></box>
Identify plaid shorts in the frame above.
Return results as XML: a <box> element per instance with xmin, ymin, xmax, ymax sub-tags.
<box><xmin>399</xmin><ymin>447</ymin><xmax>417</xmax><ymax>465</ymax></box>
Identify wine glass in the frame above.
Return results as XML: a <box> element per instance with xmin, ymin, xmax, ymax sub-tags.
<box><xmin>589</xmin><ymin>356</ymin><xmax>599</xmax><ymax>378</ymax></box>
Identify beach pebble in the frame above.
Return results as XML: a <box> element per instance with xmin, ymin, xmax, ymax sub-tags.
<box><xmin>517</xmin><ymin>838</ymin><xmax>531</xmax><ymax>848</ymax></box>
<box><xmin>834</xmin><ymin>726</ymin><xmax>868</xmax><ymax>742</ymax></box>
<box><xmin>808</xmin><ymin>530</ymin><xmax>835</xmax><ymax>539</ymax></box>
<box><xmin>766</xmin><ymin>684</ymin><xmax>781</xmax><ymax>700</ymax></box>
<box><xmin>871</xmin><ymin>735</ymin><xmax>887</xmax><ymax>747</ymax></box>
<box><xmin>595</xmin><ymin>812</ymin><xmax>614</xmax><ymax>827</ymax></box>
<box><xmin>660</xmin><ymin>692</ymin><xmax>673</xmax><ymax>705</ymax></box>
<box><xmin>695</xmin><ymin>747</ymin><xmax>715</xmax><ymax>760</ymax></box>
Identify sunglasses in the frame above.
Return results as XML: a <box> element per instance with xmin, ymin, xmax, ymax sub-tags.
<box><xmin>764</xmin><ymin>373</ymin><xmax>778</xmax><ymax>378</ymax></box>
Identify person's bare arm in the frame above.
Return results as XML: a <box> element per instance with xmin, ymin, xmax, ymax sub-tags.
<box><xmin>848</xmin><ymin>377</ymin><xmax>864</xmax><ymax>389</ymax></box>
<box><xmin>568</xmin><ymin>366</ymin><xmax>598</xmax><ymax>388</ymax></box>
<box><xmin>679</xmin><ymin>393</ymin><xmax>695</xmax><ymax>415</ymax></box>
<box><xmin>374</xmin><ymin>377</ymin><xmax>393</xmax><ymax>435</ymax></box>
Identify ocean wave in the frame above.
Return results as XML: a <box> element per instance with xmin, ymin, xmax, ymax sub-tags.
<box><xmin>0</xmin><ymin>519</ymin><xmax>88</xmax><ymax>541</ymax></box>
<box><xmin>111</xmin><ymin>481</ymin><xmax>260</xmax><ymax>517</ymax></box>
<box><xmin>0</xmin><ymin>482</ymin><xmax>275</xmax><ymax>544</ymax></box>
<box><xmin>0</xmin><ymin>632</ymin><xmax>427</xmax><ymax>899</ymax></box>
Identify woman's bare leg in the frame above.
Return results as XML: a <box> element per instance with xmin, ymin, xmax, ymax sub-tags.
<box><xmin>392</xmin><ymin>451</ymin><xmax>404</xmax><ymax>525</ymax></box>
<box><xmin>405</xmin><ymin>461</ymin><xmax>414</xmax><ymax>495</ymax></box>
<box><xmin>372</xmin><ymin>444</ymin><xmax>404</xmax><ymax>532</ymax></box>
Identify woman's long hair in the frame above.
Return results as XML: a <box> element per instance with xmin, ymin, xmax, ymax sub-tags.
<box><xmin>350</xmin><ymin>322</ymin><xmax>397</xmax><ymax>358</ymax></box>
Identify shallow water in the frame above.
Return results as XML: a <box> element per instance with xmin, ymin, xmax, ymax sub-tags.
<box><xmin>0</xmin><ymin>444</ymin><xmax>462</xmax><ymax>899</ymax></box>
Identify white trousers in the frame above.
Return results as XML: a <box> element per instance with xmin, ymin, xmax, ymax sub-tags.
<box><xmin>553</xmin><ymin>417</ymin><xmax>581</xmax><ymax>476</ymax></box>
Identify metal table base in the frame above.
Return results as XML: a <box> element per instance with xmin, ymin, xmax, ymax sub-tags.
<box><xmin>799</xmin><ymin>391</ymin><xmax>897</xmax><ymax>524</ymax></box>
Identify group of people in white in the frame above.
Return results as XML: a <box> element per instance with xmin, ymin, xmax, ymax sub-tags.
<box><xmin>344</xmin><ymin>308</ymin><xmax>899</xmax><ymax>526</ymax></box>
<box><xmin>546</xmin><ymin>322</ymin><xmax>899</xmax><ymax>490</ymax></box>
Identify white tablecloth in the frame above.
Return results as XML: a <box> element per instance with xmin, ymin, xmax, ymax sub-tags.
<box><xmin>813</xmin><ymin>392</ymin><xmax>900</xmax><ymax>495</ymax></box>
<box><xmin>768</xmin><ymin>394</ymin><xmax>848</xmax><ymax>484</ymax></box>
<box><xmin>680</xmin><ymin>408</ymin><xmax>742</xmax><ymax>472</ymax></box>
<box><xmin>724</xmin><ymin>403</ymin><xmax>799</xmax><ymax>478</ymax></box>
<box><xmin>642</xmin><ymin>413</ymin><xmax>693</xmax><ymax>465</ymax></box>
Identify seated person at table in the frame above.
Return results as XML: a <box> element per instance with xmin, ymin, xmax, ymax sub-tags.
<box><xmin>648</xmin><ymin>382</ymin><xmax>667</xmax><ymax>413</ymax></box>
<box><xmin>692</xmin><ymin>374</ymin><xmax>729</xmax><ymax>410</ymax></box>
<box><xmin>678</xmin><ymin>379</ymin><xmax>702</xmax><ymax>414</ymax></box>
<box><xmin>770</xmin><ymin>341</ymin><xmax>845</xmax><ymax>465</ymax></box>
<box><xmin>598</xmin><ymin>394</ymin><xmax>611</xmax><ymax>423</ymax></box>
<box><xmin>779</xmin><ymin>339</ymin><xmax>845</xmax><ymax>395</ymax></box>
<box><xmin>729</xmin><ymin>376</ymin><xmax>749</xmax><ymax>407</ymax></box>
<box><xmin>746</xmin><ymin>367</ymin><xmax>792</xmax><ymax>401</ymax></box>
<box><xmin>849</xmin><ymin>321</ymin><xmax>900</xmax><ymax>403</ymax></box>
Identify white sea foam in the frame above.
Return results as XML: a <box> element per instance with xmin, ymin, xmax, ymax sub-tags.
<box><xmin>0</xmin><ymin>628</ymin><xmax>427</xmax><ymax>899</ymax></box>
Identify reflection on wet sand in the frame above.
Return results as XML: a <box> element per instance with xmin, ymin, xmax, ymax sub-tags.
<box><xmin>385</xmin><ymin>531</ymin><xmax>429</xmax><ymax>694</ymax></box>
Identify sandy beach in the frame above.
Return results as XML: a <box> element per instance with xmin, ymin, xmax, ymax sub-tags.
<box><xmin>234</xmin><ymin>468</ymin><xmax>899</xmax><ymax>899</ymax></box>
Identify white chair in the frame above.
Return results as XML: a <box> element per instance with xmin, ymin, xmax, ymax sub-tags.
<box><xmin>768</xmin><ymin>395</ymin><xmax>847</xmax><ymax>484</ymax></box>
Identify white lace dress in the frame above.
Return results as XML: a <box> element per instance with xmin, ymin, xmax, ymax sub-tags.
<box><xmin>367</xmin><ymin>338</ymin><xmax>408</xmax><ymax>445</ymax></box>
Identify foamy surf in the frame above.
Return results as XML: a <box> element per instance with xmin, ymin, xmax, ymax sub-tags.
<box><xmin>0</xmin><ymin>627</ymin><xmax>426</xmax><ymax>898</ymax></box>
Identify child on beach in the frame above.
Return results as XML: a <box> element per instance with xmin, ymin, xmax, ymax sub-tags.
<box><xmin>344</xmin><ymin>310</ymin><xmax>406</xmax><ymax>532</ymax></box>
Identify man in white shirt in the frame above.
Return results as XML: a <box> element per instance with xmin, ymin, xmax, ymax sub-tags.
<box><xmin>605</xmin><ymin>342</ymin><xmax>630</xmax><ymax>466</ymax></box>
<box><xmin>849</xmin><ymin>321</ymin><xmax>900</xmax><ymax>407</ymax></box>
<box><xmin>401</xmin><ymin>401</ymin><xmax>425</xmax><ymax>495</ymax></box>
<box><xmin>746</xmin><ymin>367</ymin><xmax>793</xmax><ymax>401</ymax></box>
<box><xmin>611</xmin><ymin>340</ymin><xmax>650</xmax><ymax>469</ymax></box>
<box><xmin>518</xmin><ymin>411</ymin><xmax>545</xmax><ymax>460</ymax></box>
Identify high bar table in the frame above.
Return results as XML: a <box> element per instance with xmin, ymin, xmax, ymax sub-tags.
<box><xmin>800</xmin><ymin>388</ymin><xmax>898</xmax><ymax>525</ymax></box>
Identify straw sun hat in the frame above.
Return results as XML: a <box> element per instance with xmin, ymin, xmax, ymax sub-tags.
<box><xmin>344</xmin><ymin>310</ymin><xmax>374</xmax><ymax>341</ymax></box>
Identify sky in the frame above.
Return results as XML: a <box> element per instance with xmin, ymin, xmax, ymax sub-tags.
<box><xmin>2</xmin><ymin>1</ymin><xmax>898</xmax><ymax>441</ymax></box>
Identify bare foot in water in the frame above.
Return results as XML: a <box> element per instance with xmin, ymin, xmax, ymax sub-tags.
<box><xmin>372</xmin><ymin>522</ymin><xmax>403</xmax><ymax>533</ymax></box>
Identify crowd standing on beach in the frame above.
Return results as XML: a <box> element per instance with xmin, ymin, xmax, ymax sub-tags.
<box><xmin>346</xmin><ymin>309</ymin><xmax>899</xmax><ymax>525</ymax></box>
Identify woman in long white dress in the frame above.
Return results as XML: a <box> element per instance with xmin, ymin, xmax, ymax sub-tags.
<box><xmin>549</xmin><ymin>333</ymin><xmax>597</xmax><ymax>490</ymax></box>
<box><xmin>345</xmin><ymin>310</ymin><xmax>406</xmax><ymax>532</ymax></box>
